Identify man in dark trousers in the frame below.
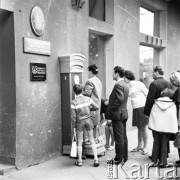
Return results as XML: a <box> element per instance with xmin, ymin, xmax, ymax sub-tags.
<box><xmin>105</xmin><ymin>66</ymin><xmax>129</xmax><ymax>165</ymax></box>
<box><xmin>144</xmin><ymin>66</ymin><xmax>172</xmax><ymax>167</ymax></box>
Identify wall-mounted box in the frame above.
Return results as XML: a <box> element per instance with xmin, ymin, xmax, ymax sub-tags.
<box><xmin>58</xmin><ymin>53</ymin><xmax>85</xmax><ymax>154</ymax></box>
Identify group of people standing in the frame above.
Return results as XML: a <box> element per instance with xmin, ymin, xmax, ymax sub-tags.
<box><xmin>71</xmin><ymin>63</ymin><xmax>180</xmax><ymax>168</ymax></box>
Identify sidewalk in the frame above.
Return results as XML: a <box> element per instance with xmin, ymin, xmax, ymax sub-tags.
<box><xmin>0</xmin><ymin>128</ymin><xmax>179</xmax><ymax>180</ymax></box>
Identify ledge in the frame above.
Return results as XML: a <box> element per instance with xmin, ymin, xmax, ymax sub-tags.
<box><xmin>88</xmin><ymin>17</ymin><xmax>114</xmax><ymax>36</ymax></box>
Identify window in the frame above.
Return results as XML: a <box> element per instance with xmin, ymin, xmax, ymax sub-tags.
<box><xmin>140</xmin><ymin>7</ymin><xmax>154</xmax><ymax>36</ymax></box>
<box><xmin>89</xmin><ymin>0</ymin><xmax>105</xmax><ymax>21</ymax></box>
<box><xmin>89</xmin><ymin>33</ymin><xmax>98</xmax><ymax>64</ymax></box>
<box><xmin>139</xmin><ymin>7</ymin><xmax>155</xmax><ymax>87</ymax></box>
<box><xmin>139</xmin><ymin>45</ymin><xmax>154</xmax><ymax>88</ymax></box>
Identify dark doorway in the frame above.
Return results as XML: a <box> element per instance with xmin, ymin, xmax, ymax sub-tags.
<box><xmin>0</xmin><ymin>9</ymin><xmax>16</xmax><ymax>165</ymax></box>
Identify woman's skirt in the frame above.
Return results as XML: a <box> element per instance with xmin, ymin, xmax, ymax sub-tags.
<box><xmin>132</xmin><ymin>107</ymin><xmax>148</xmax><ymax>127</ymax></box>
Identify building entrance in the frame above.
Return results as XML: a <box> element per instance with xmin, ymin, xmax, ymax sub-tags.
<box><xmin>0</xmin><ymin>9</ymin><xmax>16</xmax><ymax>165</ymax></box>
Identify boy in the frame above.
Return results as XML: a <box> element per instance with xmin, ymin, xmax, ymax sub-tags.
<box><xmin>71</xmin><ymin>84</ymin><xmax>100</xmax><ymax>167</ymax></box>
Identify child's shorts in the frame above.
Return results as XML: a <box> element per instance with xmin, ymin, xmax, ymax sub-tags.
<box><xmin>106</xmin><ymin>123</ymin><xmax>112</xmax><ymax>127</ymax></box>
<box><xmin>76</xmin><ymin>118</ymin><xmax>94</xmax><ymax>132</ymax></box>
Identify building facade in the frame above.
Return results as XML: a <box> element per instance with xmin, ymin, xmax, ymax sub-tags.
<box><xmin>0</xmin><ymin>0</ymin><xmax>179</xmax><ymax>169</ymax></box>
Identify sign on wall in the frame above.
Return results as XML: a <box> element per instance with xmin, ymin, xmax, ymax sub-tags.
<box><xmin>24</xmin><ymin>37</ymin><xmax>51</xmax><ymax>56</ymax></box>
<box><xmin>30</xmin><ymin>63</ymin><xmax>46</xmax><ymax>81</ymax></box>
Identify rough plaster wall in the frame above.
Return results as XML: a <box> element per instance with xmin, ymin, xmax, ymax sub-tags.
<box><xmin>13</xmin><ymin>0</ymin><xmax>88</xmax><ymax>169</ymax></box>
<box><xmin>114</xmin><ymin>0</ymin><xmax>139</xmax><ymax>73</ymax></box>
<box><xmin>113</xmin><ymin>0</ymin><xmax>140</xmax><ymax>130</ymax></box>
<box><xmin>166</xmin><ymin>2</ymin><xmax>180</xmax><ymax>77</ymax></box>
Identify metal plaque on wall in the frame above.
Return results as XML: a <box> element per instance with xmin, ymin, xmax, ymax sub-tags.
<box><xmin>30</xmin><ymin>63</ymin><xmax>46</xmax><ymax>81</ymax></box>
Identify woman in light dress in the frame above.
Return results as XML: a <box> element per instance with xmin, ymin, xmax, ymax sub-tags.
<box><xmin>83</xmin><ymin>64</ymin><xmax>102</xmax><ymax>139</ymax></box>
<box><xmin>124</xmin><ymin>70</ymin><xmax>149</xmax><ymax>155</ymax></box>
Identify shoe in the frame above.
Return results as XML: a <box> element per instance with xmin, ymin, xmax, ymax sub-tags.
<box><xmin>158</xmin><ymin>163</ymin><xmax>165</xmax><ymax>168</ymax></box>
<box><xmin>176</xmin><ymin>160</ymin><xmax>180</xmax><ymax>164</ymax></box>
<box><xmin>94</xmin><ymin>160</ymin><xmax>100</xmax><ymax>167</ymax></box>
<box><xmin>114</xmin><ymin>157</ymin><xmax>125</xmax><ymax>166</ymax></box>
<box><xmin>149</xmin><ymin>161</ymin><xmax>159</xmax><ymax>167</ymax></box>
<box><xmin>94</xmin><ymin>138</ymin><xmax>98</xmax><ymax>144</ymax></box>
<box><xmin>82</xmin><ymin>155</ymin><xmax>86</xmax><ymax>160</ymax></box>
<box><xmin>124</xmin><ymin>157</ymin><xmax>128</xmax><ymax>162</ymax></box>
<box><xmin>107</xmin><ymin>146</ymin><xmax>114</xmax><ymax>151</ymax></box>
<box><xmin>116</xmin><ymin>159</ymin><xmax>125</xmax><ymax>166</ymax></box>
<box><xmin>158</xmin><ymin>163</ymin><xmax>173</xmax><ymax>168</ymax></box>
<box><xmin>101</xmin><ymin>121</ymin><xmax>107</xmax><ymax>126</ymax></box>
<box><xmin>74</xmin><ymin>161</ymin><xmax>82</xmax><ymax>167</ymax></box>
<box><xmin>141</xmin><ymin>149</ymin><xmax>148</xmax><ymax>155</ymax></box>
<box><xmin>149</xmin><ymin>156</ymin><xmax>152</xmax><ymax>160</ymax></box>
<box><xmin>105</xmin><ymin>146</ymin><xmax>110</xmax><ymax>150</ymax></box>
<box><xmin>175</xmin><ymin>160</ymin><xmax>180</xmax><ymax>167</ymax></box>
<box><xmin>131</xmin><ymin>148</ymin><xmax>143</xmax><ymax>152</ymax></box>
<box><xmin>84</xmin><ymin>141</ymin><xmax>91</xmax><ymax>145</ymax></box>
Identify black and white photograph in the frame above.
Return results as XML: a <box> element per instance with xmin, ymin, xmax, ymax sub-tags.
<box><xmin>0</xmin><ymin>0</ymin><xmax>180</xmax><ymax>179</ymax></box>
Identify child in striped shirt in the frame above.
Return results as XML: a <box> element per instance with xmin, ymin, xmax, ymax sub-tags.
<box><xmin>71</xmin><ymin>84</ymin><xmax>100</xmax><ymax>167</ymax></box>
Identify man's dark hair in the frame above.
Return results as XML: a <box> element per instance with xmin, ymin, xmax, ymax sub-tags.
<box><xmin>88</xmin><ymin>64</ymin><xmax>98</xmax><ymax>75</ymax></box>
<box><xmin>153</xmin><ymin>66</ymin><xmax>164</xmax><ymax>75</ymax></box>
<box><xmin>125</xmin><ymin>70</ymin><xmax>135</xmax><ymax>80</ymax></box>
<box><xmin>114</xmin><ymin>66</ymin><xmax>125</xmax><ymax>78</ymax></box>
<box><xmin>73</xmin><ymin>84</ymin><xmax>82</xmax><ymax>95</ymax></box>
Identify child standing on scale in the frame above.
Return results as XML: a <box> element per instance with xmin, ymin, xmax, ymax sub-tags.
<box><xmin>71</xmin><ymin>84</ymin><xmax>100</xmax><ymax>167</ymax></box>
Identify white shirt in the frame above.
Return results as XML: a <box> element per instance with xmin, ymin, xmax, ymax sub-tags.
<box><xmin>115</xmin><ymin>78</ymin><xmax>124</xmax><ymax>84</ymax></box>
<box><xmin>128</xmin><ymin>80</ymin><xmax>148</xmax><ymax>109</ymax></box>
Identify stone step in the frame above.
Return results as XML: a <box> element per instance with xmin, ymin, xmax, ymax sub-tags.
<box><xmin>0</xmin><ymin>164</ymin><xmax>16</xmax><ymax>175</ymax></box>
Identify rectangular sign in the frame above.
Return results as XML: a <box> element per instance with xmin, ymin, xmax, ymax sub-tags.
<box><xmin>24</xmin><ymin>37</ymin><xmax>51</xmax><ymax>56</ymax></box>
<box><xmin>30</xmin><ymin>63</ymin><xmax>46</xmax><ymax>81</ymax></box>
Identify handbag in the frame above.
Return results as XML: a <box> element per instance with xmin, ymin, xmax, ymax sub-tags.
<box><xmin>96</xmin><ymin>126</ymin><xmax>103</xmax><ymax>143</ymax></box>
<box><xmin>174</xmin><ymin>132</ymin><xmax>180</xmax><ymax>148</ymax></box>
<box><xmin>70</xmin><ymin>133</ymin><xmax>77</xmax><ymax>158</ymax></box>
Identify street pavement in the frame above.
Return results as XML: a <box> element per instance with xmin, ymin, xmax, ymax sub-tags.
<box><xmin>0</xmin><ymin>128</ymin><xmax>180</xmax><ymax>180</ymax></box>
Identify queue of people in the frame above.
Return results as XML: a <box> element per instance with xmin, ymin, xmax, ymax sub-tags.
<box><xmin>71</xmin><ymin>63</ymin><xmax>180</xmax><ymax>168</ymax></box>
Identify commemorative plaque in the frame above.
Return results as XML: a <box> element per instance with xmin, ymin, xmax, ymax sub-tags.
<box><xmin>30</xmin><ymin>63</ymin><xmax>46</xmax><ymax>81</ymax></box>
<box><xmin>24</xmin><ymin>37</ymin><xmax>51</xmax><ymax>56</ymax></box>
<box><xmin>30</xmin><ymin>6</ymin><xmax>45</xmax><ymax>36</ymax></box>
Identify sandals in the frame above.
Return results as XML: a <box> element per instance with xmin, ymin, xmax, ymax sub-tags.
<box><xmin>74</xmin><ymin>161</ymin><xmax>82</xmax><ymax>167</ymax></box>
<box><xmin>84</xmin><ymin>141</ymin><xmax>91</xmax><ymax>145</ymax></box>
<box><xmin>131</xmin><ymin>148</ymin><xmax>143</xmax><ymax>152</ymax></box>
<box><xmin>141</xmin><ymin>149</ymin><xmax>148</xmax><ymax>155</ymax></box>
<box><xmin>94</xmin><ymin>160</ymin><xmax>100</xmax><ymax>167</ymax></box>
<box><xmin>106</xmin><ymin>146</ymin><xmax>114</xmax><ymax>151</ymax></box>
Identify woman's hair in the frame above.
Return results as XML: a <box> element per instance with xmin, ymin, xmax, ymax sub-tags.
<box><xmin>124</xmin><ymin>70</ymin><xmax>135</xmax><ymax>80</ymax></box>
<box><xmin>170</xmin><ymin>71</ymin><xmax>180</xmax><ymax>85</ymax></box>
<box><xmin>114</xmin><ymin>66</ymin><xmax>125</xmax><ymax>78</ymax></box>
<box><xmin>88</xmin><ymin>64</ymin><xmax>98</xmax><ymax>75</ymax></box>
